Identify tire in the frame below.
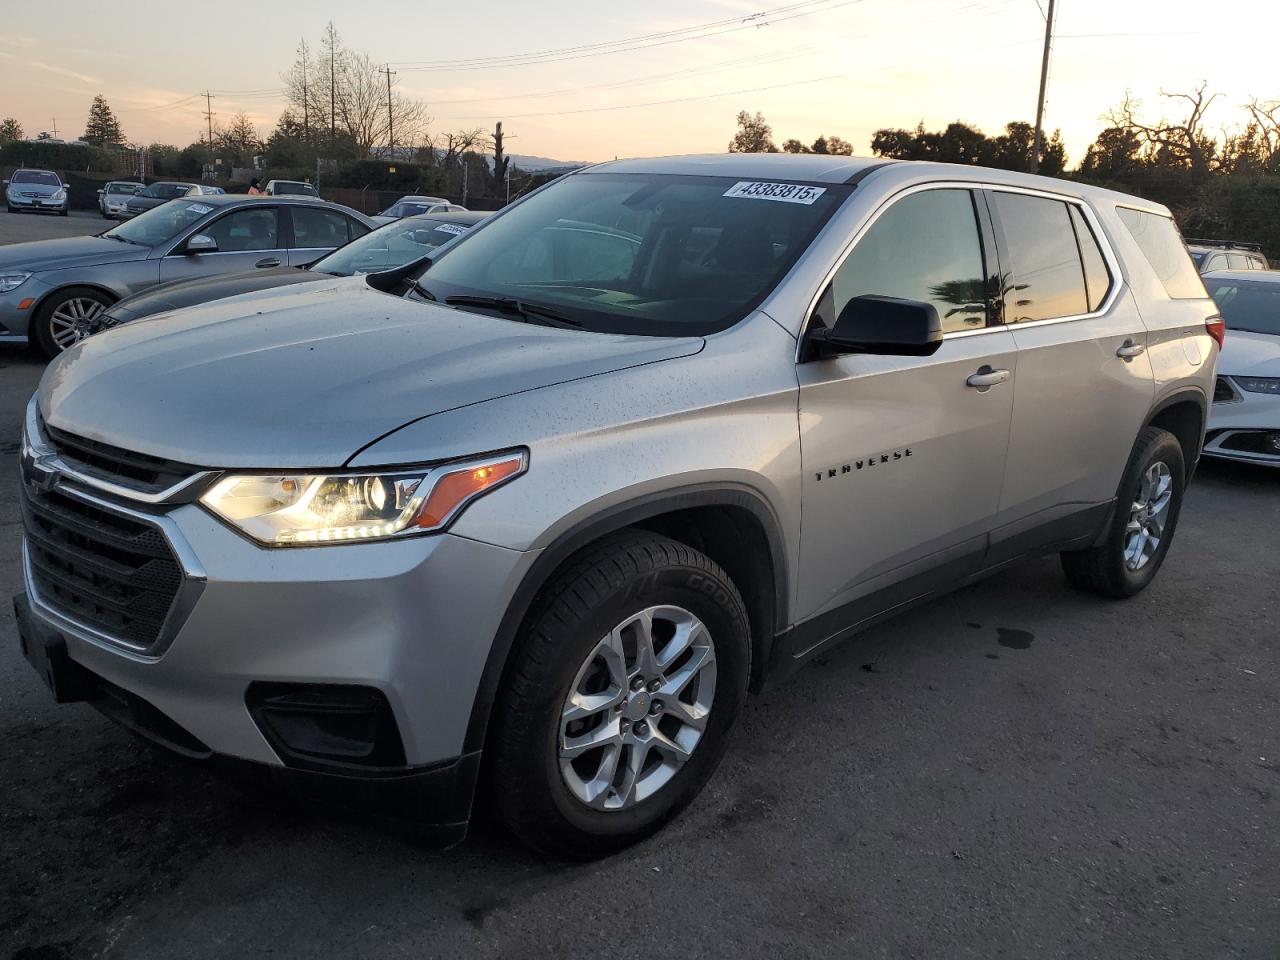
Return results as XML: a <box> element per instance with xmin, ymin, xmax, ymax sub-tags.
<box><xmin>1061</xmin><ymin>426</ymin><xmax>1185</xmax><ymax>598</ymax></box>
<box><xmin>59</xmin><ymin>207</ymin><xmax>69</xmax><ymax>217</ymax></box>
<box><xmin>488</xmin><ymin>531</ymin><xmax>751</xmax><ymax>858</ymax></box>
<box><xmin>6</xmin><ymin>206</ymin><xmax>15</xmax><ymax>214</ymax></box>
<box><xmin>30</xmin><ymin>287</ymin><xmax>112</xmax><ymax>358</ymax></box>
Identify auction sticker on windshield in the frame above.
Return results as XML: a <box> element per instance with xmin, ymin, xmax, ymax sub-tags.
<box><xmin>187</xmin><ymin>203</ymin><xmax>213</xmax><ymax>215</ymax></box>
<box><xmin>723</xmin><ymin>181</ymin><xmax>827</xmax><ymax>204</ymax></box>
<box><xmin>434</xmin><ymin>223</ymin><xmax>467</xmax><ymax>236</ymax></box>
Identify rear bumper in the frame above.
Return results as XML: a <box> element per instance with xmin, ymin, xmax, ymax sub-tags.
<box><xmin>14</xmin><ymin>592</ymin><xmax>476</xmax><ymax>841</ymax></box>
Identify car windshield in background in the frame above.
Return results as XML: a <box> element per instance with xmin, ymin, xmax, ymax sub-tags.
<box><xmin>275</xmin><ymin>182</ymin><xmax>317</xmax><ymax>196</ymax></box>
<box><xmin>103</xmin><ymin>199</ymin><xmax>211</xmax><ymax>246</ymax></box>
<box><xmin>1204</xmin><ymin>277</ymin><xmax>1280</xmax><ymax>336</ymax></box>
<box><xmin>107</xmin><ymin>183</ymin><xmax>143</xmax><ymax>194</ymax></box>
<box><xmin>381</xmin><ymin>202</ymin><xmax>438</xmax><ymax>218</ymax></box>
<box><xmin>313</xmin><ymin>217</ymin><xmax>471</xmax><ymax>276</ymax></box>
<box><xmin>140</xmin><ymin>183</ymin><xmax>191</xmax><ymax>200</ymax></box>
<box><xmin>422</xmin><ymin>173</ymin><xmax>849</xmax><ymax>336</ymax></box>
<box><xmin>12</xmin><ymin>170</ymin><xmax>60</xmax><ymax>186</ymax></box>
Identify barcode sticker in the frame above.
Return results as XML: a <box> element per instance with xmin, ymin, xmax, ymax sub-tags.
<box><xmin>723</xmin><ymin>181</ymin><xmax>826</xmax><ymax>205</ymax></box>
<box><xmin>187</xmin><ymin>203</ymin><xmax>213</xmax><ymax>214</ymax></box>
<box><xmin>433</xmin><ymin>223</ymin><xmax>467</xmax><ymax>236</ymax></box>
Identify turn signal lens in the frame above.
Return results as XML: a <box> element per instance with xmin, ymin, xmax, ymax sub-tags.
<box><xmin>415</xmin><ymin>454</ymin><xmax>527</xmax><ymax>529</ymax></box>
<box><xmin>1206</xmin><ymin>315</ymin><xmax>1226</xmax><ymax>350</ymax></box>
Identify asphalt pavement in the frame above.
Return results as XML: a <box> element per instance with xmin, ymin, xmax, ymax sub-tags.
<box><xmin>0</xmin><ymin>220</ymin><xmax>1277</xmax><ymax>958</ymax></box>
<box><xmin>0</xmin><ymin>210</ymin><xmax>108</xmax><ymax>246</ymax></box>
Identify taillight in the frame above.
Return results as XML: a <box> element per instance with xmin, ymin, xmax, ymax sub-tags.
<box><xmin>1206</xmin><ymin>315</ymin><xmax>1225</xmax><ymax>350</ymax></box>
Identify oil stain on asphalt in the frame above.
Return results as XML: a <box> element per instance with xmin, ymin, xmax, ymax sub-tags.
<box><xmin>996</xmin><ymin>628</ymin><xmax>1035</xmax><ymax>650</ymax></box>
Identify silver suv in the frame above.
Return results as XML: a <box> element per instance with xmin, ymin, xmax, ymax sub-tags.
<box><xmin>15</xmin><ymin>155</ymin><xmax>1220</xmax><ymax>857</ymax></box>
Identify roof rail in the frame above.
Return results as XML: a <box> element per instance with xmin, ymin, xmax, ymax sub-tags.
<box><xmin>1185</xmin><ymin>238</ymin><xmax>1263</xmax><ymax>252</ymax></box>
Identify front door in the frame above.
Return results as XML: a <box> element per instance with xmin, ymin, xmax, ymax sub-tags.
<box><xmin>160</xmin><ymin>207</ymin><xmax>286</xmax><ymax>283</ymax></box>
<box><xmin>795</xmin><ymin>186</ymin><xmax>1016</xmax><ymax>635</ymax></box>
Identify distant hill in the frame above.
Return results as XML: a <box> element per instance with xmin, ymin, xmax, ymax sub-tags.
<box><xmin>500</xmin><ymin>152</ymin><xmax>592</xmax><ymax>174</ymax></box>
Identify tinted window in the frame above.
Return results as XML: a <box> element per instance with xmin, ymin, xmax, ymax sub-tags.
<box><xmin>992</xmin><ymin>192</ymin><xmax>1087</xmax><ymax>322</ymax></box>
<box><xmin>422</xmin><ymin>173</ymin><xmax>848</xmax><ymax>336</ymax></box>
<box><xmin>290</xmin><ymin>207</ymin><xmax>352</xmax><ymax>248</ymax></box>
<box><xmin>204</xmin><ymin>208</ymin><xmax>280</xmax><ymax>252</ymax></box>
<box><xmin>107</xmin><ymin>182</ymin><xmax>142</xmax><ymax>194</ymax></box>
<box><xmin>1068</xmin><ymin>204</ymin><xmax>1111</xmax><ymax>312</ymax></box>
<box><xmin>1204</xmin><ymin>278</ymin><xmax>1280</xmax><ymax>336</ymax></box>
<box><xmin>142</xmin><ymin>183</ymin><xmax>195</xmax><ymax>200</ymax></box>
<box><xmin>828</xmin><ymin>189</ymin><xmax>987</xmax><ymax>334</ymax></box>
<box><xmin>12</xmin><ymin>170</ymin><xmax>59</xmax><ymax>186</ymax></box>
<box><xmin>1116</xmin><ymin>207</ymin><xmax>1206</xmax><ymax>298</ymax></box>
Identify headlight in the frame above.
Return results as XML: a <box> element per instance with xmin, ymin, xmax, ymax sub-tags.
<box><xmin>0</xmin><ymin>272</ymin><xmax>31</xmax><ymax>293</ymax></box>
<box><xmin>1234</xmin><ymin>376</ymin><xmax>1280</xmax><ymax>395</ymax></box>
<box><xmin>200</xmin><ymin>451</ymin><xmax>527</xmax><ymax>546</ymax></box>
<box><xmin>52</xmin><ymin>189</ymin><xmax>66</xmax><ymax>202</ymax></box>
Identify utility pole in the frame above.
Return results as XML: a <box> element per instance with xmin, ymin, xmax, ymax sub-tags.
<box><xmin>1030</xmin><ymin>0</ymin><xmax>1057</xmax><ymax>173</ymax></box>
<box><xmin>299</xmin><ymin>39</ymin><xmax>310</xmax><ymax>141</ymax></box>
<box><xmin>381</xmin><ymin>65</ymin><xmax>396</xmax><ymax>159</ymax></box>
<box><xmin>203</xmin><ymin>91</ymin><xmax>215</xmax><ymax>177</ymax></box>
<box><xmin>328</xmin><ymin>31</ymin><xmax>337</xmax><ymax>145</ymax></box>
<box><xmin>51</xmin><ymin>118</ymin><xmax>59</xmax><ymax>139</ymax></box>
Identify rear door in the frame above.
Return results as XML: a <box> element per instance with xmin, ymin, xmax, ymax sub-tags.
<box><xmin>985</xmin><ymin>188</ymin><xmax>1154</xmax><ymax>560</ymax></box>
<box><xmin>287</xmin><ymin>205</ymin><xmax>361</xmax><ymax>265</ymax></box>
<box><xmin>795</xmin><ymin>186</ymin><xmax>1017</xmax><ymax>627</ymax></box>
<box><xmin>159</xmin><ymin>206</ymin><xmax>287</xmax><ymax>282</ymax></box>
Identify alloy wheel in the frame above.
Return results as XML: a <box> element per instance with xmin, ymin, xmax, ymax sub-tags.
<box><xmin>1124</xmin><ymin>461</ymin><xmax>1173</xmax><ymax>571</ymax></box>
<box><xmin>48</xmin><ymin>297</ymin><xmax>105</xmax><ymax>351</ymax></box>
<box><xmin>559</xmin><ymin>605</ymin><xmax>717</xmax><ymax>811</ymax></box>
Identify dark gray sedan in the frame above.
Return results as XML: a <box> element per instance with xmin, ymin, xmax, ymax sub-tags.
<box><xmin>0</xmin><ymin>195</ymin><xmax>374</xmax><ymax>356</ymax></box>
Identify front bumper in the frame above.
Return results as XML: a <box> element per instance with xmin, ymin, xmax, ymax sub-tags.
<box><xmin>0</xmin><ymin>276</ymin><xmax>54</xmax><ymax>342</ymax></box>
<box><xmin>17</xmin><ymin>446</ymin><xmax>536</xmax><ymax>826</ymax></box>
<box><xmin>7</xmin><ymin>194</ymin><xmax>68</xmax><ymax>212</ymax></box>
<box><xmin>1206</xmin><ymin>379</ymin><xmax>1280</xmax><ymax>467</ymax></box>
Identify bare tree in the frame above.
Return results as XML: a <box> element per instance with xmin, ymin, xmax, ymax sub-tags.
<box><xmin>1106</xmin><ymin>82</ymin><xmax>1221</xmax><ymax>178</ymax></box>
<box><xmin>1244</xmin><ymin>98</ymin><xmax>1280</xmax><ymax>166</ymax></box>
<box><xmin>332</xmin><ymin>52</ymin><xmax>430</xmax><ymax>157</ymax></box>
<box><xmin>432</xmin><ymin>128</ymin><xmax>487</xmax><ymax>168</ymax></box>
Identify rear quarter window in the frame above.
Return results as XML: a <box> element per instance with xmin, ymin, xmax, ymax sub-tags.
<box><xmin>1116</xmin><ymin>207</ymin><xmax>1207</xmax><ymax>299</ymax></box>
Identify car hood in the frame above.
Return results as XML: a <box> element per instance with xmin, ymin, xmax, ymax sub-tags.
<box><xmin>7</xmin><ymin>181</ymin><xmax>60</xmax><ymax>196</ymax></box>
<box><xmin>1220</xmin><ymin>328</ymin><xmax>1280</xmax><ymax>377</ymax></box>
<box><xmin>0</xmin><ymin>235</ymin><xmax>145</xmax><ymax>272</ymax></box>
<box><xmin>127</xmin><ymin>195</ymin><xmax>167</xmax><ymax>209</ymax></box>
<box><xmin>107</xmin><ymin>267</ymin><xmax>322</xmax><ymax>323</ymax></box>
<box><xmin>40</xmin><ymin>277</ymin><xmax>704</xmax><ymax>469</ymax></box>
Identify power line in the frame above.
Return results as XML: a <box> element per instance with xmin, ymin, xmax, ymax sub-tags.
<box><xmin>432</xmin><ymin>73</ymin><xmax>846</xmax><ymax>121</ymax></box>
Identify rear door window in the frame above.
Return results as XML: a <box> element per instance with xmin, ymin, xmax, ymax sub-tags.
<box><xmin>990</xmin><ymin>192</ymin><xmax>1087</xmax><ymax>322</ymax></box>
<box><xmin>1227</xmin><ymin>253</ymin><xmax>1255</xmax><ymax>270</ymax></box>
<box><xmin>1116</xmin><ymin>207</ymin><xmax>1207</xmax><ymax>298</ymax></box>
<box><xmin>1067</xmin><ymin>205</ymin><xmax>1112</xmax><ymax>312</ymax></box>
<box><xmin>829</xmin><ymin>188</ymin><xmax>988</xmax><ymax>334</ymax></box>
<box><xmin>290</xmin><ymin>206</ymin><xmax>354</xmax><ymax>248</ymax></box>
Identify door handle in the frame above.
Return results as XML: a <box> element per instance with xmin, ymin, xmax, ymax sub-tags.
<box><xmin>965</xmin><ymin>366</ymin><xmax>1011</xmax><ymax>390</ymax></box>
<box><xmin>1116</xmin><ymin>339</ymin><xmax>1146</xmax><ymax>360</ymax></box>
<box><xmin>255</xmin><ymin>257</ymin><xmax>282</xmax><ymax>268</ymax></box>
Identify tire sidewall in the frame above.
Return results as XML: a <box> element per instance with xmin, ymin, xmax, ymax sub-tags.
<box><xmin>530</xmin><ymin>564</ymin><xmax>749</xmax><ymax>847</ymax></box>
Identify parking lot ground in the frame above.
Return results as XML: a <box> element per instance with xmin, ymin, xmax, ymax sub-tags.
<box><xmin>0</xmin><ymin>210</ymin><xmax>109</xmax><ymax>246</ymax></box>
<box><xmin>1</xmin><ymin>341</ymin><xmax>1278</xmax><ymax>959</ymax></box>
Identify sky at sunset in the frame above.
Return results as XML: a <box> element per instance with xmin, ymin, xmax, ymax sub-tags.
<box><xmin>1</xmin><ymin>0</ymin><xmax>1276</xmax><ymax>167</ymax></box>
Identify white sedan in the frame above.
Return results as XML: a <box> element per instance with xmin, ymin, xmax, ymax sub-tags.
<box><xmin>1203</xmin><ymin>269</ymin><xmax>1280</xmax><ymax>466</ymax></box>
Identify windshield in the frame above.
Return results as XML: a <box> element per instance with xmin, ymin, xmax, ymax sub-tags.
<box><xmin>314</xmin><ymin>217</ymin><xmax>474</xmax><ymax>276</ymax></box>
<box><xmin>422</xmin><ymin>173</ymin><xmax>849</xmax><ymax>336</ymax></box>
<box><xmin>12</xmin><ymin>170</ymin><xmax>60</xmax><ymax>186</ymax></box>
<box><xmin>104</xmin><ymin>199</ymin><xmax>213</xmax><ymax>247</ymax></box>
<box><xmin>107</xmin><ymin>182</ymin><xmax>143</xmax><ymax>194</ymax></box>
<box><xmin>141</xmin><ymin>183</ymin><xmax>192</xmax><ymax>200</ymax></box>
<box><xmin>1190</xmin><ymin>251</ymin><xmax>1205</xmax><ymax>266</ymax></box>
<box><xmin>1205</xmin><ymin>277</ymin><xmax>1280</xmax><ymax>336</ymax></box>
<box><xmin>381</xmin><ymin>201</ymin><xmax>439</xmax><ymax>218</ymax></box>
<box><xmin>273</xmin><ymin>182</ymin><xmax>317</xmax><ymax>196</ymax></box>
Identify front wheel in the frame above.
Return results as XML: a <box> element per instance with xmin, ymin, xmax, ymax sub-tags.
<box><xmin>488</xmin><ymin>532</ymin><xmax>750</xmax><ymax>858</ymax></box>
<box><xmin>1061</xmin><ymin>426</ymin><xmax>1185</xmax><ymax>598</ymax></box>
<box><xmin>30</xmin><ymin>287</ymin><xmax>112</xmax><ymax>358</ymax></box>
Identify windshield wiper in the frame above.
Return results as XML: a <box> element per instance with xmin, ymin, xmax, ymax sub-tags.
<box><xmin>445</xmin><ymin>295</ymin><xmax>582</xmax><ymax>328</ymax></box>
<box><xmin>103</xmin><ymin>233</ymin><xmax>145</xmax><ymax>246</ymax></box>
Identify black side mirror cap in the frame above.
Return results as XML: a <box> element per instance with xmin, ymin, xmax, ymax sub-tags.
<box><xmin>804</xmin><ymin>294</ymin><xmax>944</xmax><ymax>360</ymax></box>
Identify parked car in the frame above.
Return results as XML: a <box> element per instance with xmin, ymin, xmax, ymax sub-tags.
<box><xmin>1202</xmin><ymin>269</ymin><xmax>1280</xmax><ymax>465</ymax></box>
<box><xmin>4</xmin><ymin>169</ymin><xmax>70</xmax><ymax>216</ymax></box>
<box><xmin>92</xmin><ymin>210</ymin><xmax>489</xmax><ymax>330</ymax></box>
<box><xmin>121</xmin><ymin>182</ymin><xmax>216</xmax><ymax>218</ymax></box>
<box><xmin>1187</xmin><ymin>239</ymin><xmax>1269</xmax><ymax>273</ymax></box>
<box><xmin>264</xmin><ymin>179</ymin><xmax>318</xmax><ymax>197</ymax></box>
<box><xmin>97</xmin><ymin>181</ymin><xmax>146</xmax><ymax>219</ymax></box>
<box><xmin>16</xmin><ymin>154</ymin><xmax>1219</xmax><ymax>857</ymax></box>
<box><xmin>0</xmin><ymin>194</ymin><xmax>372</xmax><ymax>355</ymax></box>
<box><xmin>377</xmin><ymin>195</ymin><xmax>468</xmax><ymax>221</ymax></box>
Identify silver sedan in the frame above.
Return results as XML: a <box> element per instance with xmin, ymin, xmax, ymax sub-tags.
<box><xmin>0</xmin><ymin>195</ymin><xmax>374</xmax><ymax>356</ymax></box>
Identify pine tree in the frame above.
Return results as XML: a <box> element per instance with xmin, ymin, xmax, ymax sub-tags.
<box><xmin>83</xmin><ymin>95</ymin><xmax>124</xmax><ymax>146</ymax></box>
<box><xmin>0</xmin><ymin>117</ymin><xmax>24</xmax><ymax>143</ymax></box>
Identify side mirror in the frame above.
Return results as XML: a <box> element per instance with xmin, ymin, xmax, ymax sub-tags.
<box><xmin>97</xmin><ymin>189</ymin><xmax>104</xmax><ymax>195</ymax></box>
<box><xmin>806</xmin><ymin>295</ymin><xmax>943</xmax><ymax>359</ymax></box>
<box><xmin>185</xmin><ymin>234</ymin><xmax>218</xmax><ymax>254</ymax></box>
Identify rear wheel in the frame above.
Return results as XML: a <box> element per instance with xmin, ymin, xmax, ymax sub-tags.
<box><xmin>31</xmin><ymin>287</ymin><xmax>111</xmax><ymax>358</ymax></box>
<box><xmin>1061</xmin><ymin>426</ymin><xmax>1185</xmax><ymax>598</ymax></box>
<box><xmin>488</xmin><ymin>532</ymin><xmax>750</xmax><ymax>858</ymax></box>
